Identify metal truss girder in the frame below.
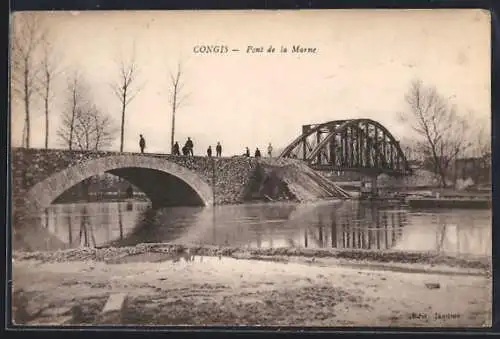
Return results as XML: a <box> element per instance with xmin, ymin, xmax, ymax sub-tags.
<box><xmin>280</xmin><ymin>118</ymin><xmax>412</xmax><ymax>176</ymax></box>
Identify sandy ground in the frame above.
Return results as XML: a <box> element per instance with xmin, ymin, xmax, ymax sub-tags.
<box><xmin>11</xmin><ymin>245</ymin><xmax>492</xmax><ymax>328</ymax></box>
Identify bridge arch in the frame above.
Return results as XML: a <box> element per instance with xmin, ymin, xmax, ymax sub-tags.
<box><xmin>279</xmin><ymin>118</ymin><xmax>411</xmax><ymax>176</ymax></box>
<box><xmin>22</xmin><ymin>154</ymin><xmax>214</xmax><ymax>216</ymax></box>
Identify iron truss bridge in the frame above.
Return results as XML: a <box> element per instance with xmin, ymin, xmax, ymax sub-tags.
<box><xmin>278</xmin><ymin>119</ymin><xmax>412</xmax><ymax>177</ymax></box>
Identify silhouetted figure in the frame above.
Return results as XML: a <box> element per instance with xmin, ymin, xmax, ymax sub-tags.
<box><xmin>267</xmin><ymin>142</ymin><xmax>273</xmax><ymax>157</ymax></box>
<box><xmin>182</xmin><ymin>145</ymin><xmax>189</xmax><ymax>156</ymax></box>
<box><xmin>173</xmin><ymin>141</ymin><xmax>180</xmax><ymax>156</ymax></box>
<box><xmin>207</xmin><ymin>145</ymin><xmax>212</xmax><ymax>157</ymax></box>
<box><xmin>139</xmin><ymin>134</ymin><xmax>146</xmax><ymax>153</ymax></box>
<box><xmin>185</xmin><ymin>137</ymin><xmax>194</xmax><ymax>156</ymax></box>
<box><xmin>126</xmin><ymin>186</ymin><xmax>134</xmax><ymax>199</ymax></box>
<box><xmin>255</xmin><ymin>148</ymin><xmax>261</xmax><ymax>158</ymax></box>
<box><xmin>245</xmin><ymin>147</ymin><xmax>250</xmax><ymax>157</ymax></box>
<box><xmin>216</xmin><ymin>142</ymin><xmax>222</xmax><ymax>157</ymax></box>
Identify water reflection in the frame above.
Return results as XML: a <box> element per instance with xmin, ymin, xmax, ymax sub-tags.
<box><xmin>78</xmin><ymin>206</ymin><xmax>94</xmax><ymax>247</ymax></box>
<box><xmin>66</xmin><ymin>210</ymin><xmax>72</xmax><ymax>246</ymax></box>
<box><xmin>26</xmin><ymin>200</ymin><xmax>491</xmax><ymax>257</ymax></box>
<box><xmin>270</xmin><ymin>203</ymin><xmax>407</xmax><ymax>251</ymax></box>
<box><xmin>393</xmin><ymin>211</ymin><xmax>491</xmax><ymax>256</ymax></box>
<box><xmin>119</xmin><ymin>203</ymin><xmax>124</xmax><ymax>240</ymax></box>
<box><xmin>33</xmin><ymin>201</ymin><xmax>150</xmax><ymax>249</ymax></box>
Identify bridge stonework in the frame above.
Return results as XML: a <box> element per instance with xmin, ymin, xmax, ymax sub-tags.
<box><xmin>11</xmin><ymin>148</ymin><xmax>259</xmax><ymax>218</ymax></box>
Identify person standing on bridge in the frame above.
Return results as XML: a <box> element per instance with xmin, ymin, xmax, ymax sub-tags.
<box><xmin>185</xmin><ymin>137</ymin><xmax>194</xmax><ymax>156</ymax></box>
<box><xmin>207</xmin><ymin>145</ymin><xmax>212</xmax><ymax>157</ymax></box>
<box><xmin>139</xmin><ymin>134</ymin><xmax>146</xmax><ymax>153</ymax></box>
<box><xmin>267</xmin><ymin>143</ymin><xmax>273</xmax><ymax>157</ymax></box>
<box><xmin>173</xmin><ymin>141</ymin><xmax>180</xmax><ymax>156</ymax></box>
<box><xmin>216</xmin><ymin>142</ymin><xmax>222</xmax><ymax>157</ymax></box>
<box><xmin>255</xmin><ymin>148</ymin><xmax>262</xmax><ymax>158</ymax></box>
<box><xmin>245</xmin><ymin>147</ymin><xmax>250</xmax><ymax>157</ymax></box>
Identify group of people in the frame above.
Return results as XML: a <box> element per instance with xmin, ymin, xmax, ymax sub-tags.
<box><xmin>206</xmin><ymin>142</ymin><xmax>223</xmax><ymax>157</ymax></box>
<box><xmin>172</xmin><ymin>138</ymin><xmax>198</xmax><ymax>156</ymax></box>
<box><xmin>242</xmin><ymin>143</ymin><xmax>273</xmax><ymax>158</ymax></box>
<box><xmin>173</xmin><ymin>138</ymin><xmax>224</xmax><ymax>157</ymax></box>
<box><xmin>138</xmin><ymin>134</ymin><xmax>274</xmax><ymax>158</ymax></box>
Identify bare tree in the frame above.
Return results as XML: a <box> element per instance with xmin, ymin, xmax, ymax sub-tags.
<box><xmin>399</xmin><ymin>80</ymin><xmax>470</xmax><ymax>187</ymax></box>
<box><xmin>73</xmin><ymin>104</ymin><xmax>118</xmax><ymax>151</ymax></box>
<box><xmin>168</xmin><ymin>60</ymin><xmax>190</xmax><ymax>153</ymax></box>
<box><xmin>92</xmin><ymin>108</ymin><xmax>118</xmax><ymax>151</ymax></box>
<box><xmin>57</xmin><ymin>70</ymin><xmax>85</xmax><ymax>150</ymax></box>
<box><xmin>111</xmin><ymin>46</ymin><xmax>143</xmax><ymax>152</ymax></box>
<box><xmin>470</xmin><ymin>117</ymin><xmax>491</xmax><ymax>159</ymax></box>
<box><xmin>467</xmin><ymin>115</ymin><xmax>491</xmax><ymax>184</ymax></box>
<box><xmin>11</xmin><ymin>12</ymin><xmax>47</xmax><ymax>148</ymax></box>
<box><xmin>37</xmin><ymin>38</ymin><xmax>62</xmax><ymax>149</ymax></box>
<box><xmin>58</xmin><ymin>73</ymin><xmax>118</xmax><ymax>151</ymax></box>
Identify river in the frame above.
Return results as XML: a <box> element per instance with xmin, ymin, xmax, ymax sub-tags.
<box><xmin>28</xmin><ymin>200</ymin><xmax>491</xmax><ymax>257</ymax></box>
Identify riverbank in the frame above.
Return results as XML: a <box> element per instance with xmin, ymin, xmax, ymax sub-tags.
<box><xmin>13</xmin><ymin>243</ymin><xmax>491</xmax><ymax>271</ymax></box>
<box><xmin>340</xmin><ymin>186</ymin><xmax>491</xmax><ymax>205</ymax></box>
<box><xmin>406</xmin><ymin>197</ymin><xmax>491</xmax><ymax>210</ymax></box>
<box><xmin>12</xmin><ymin>244</ymin><xmax>492</xmax><ymax>327</ymax></box>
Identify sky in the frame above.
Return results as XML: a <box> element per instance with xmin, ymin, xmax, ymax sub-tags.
<box><xmin>10</xmin><ymin>9</ymin><xmax>491</xmax><ymax>156</ymax></box>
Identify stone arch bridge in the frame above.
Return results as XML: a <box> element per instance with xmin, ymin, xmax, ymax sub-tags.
<box><xmin>11</xmin><ymin>148</ymin><xmax>349</xmax><ymax>229</ymax></box>
<box><xmin>12</xmin><ymin>148</ymin><xmax>243</xmax><ymax>215</ymax></box>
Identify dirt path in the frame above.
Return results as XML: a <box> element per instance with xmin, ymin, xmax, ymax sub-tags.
<box><xmin>11</xmin><ymin>246</ymin><xmax>491</xmax><ymax>327</ymax></box>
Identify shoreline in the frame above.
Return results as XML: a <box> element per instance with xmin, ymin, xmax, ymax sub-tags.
<box><xmin>11</xmin><ymin>215</ymin><xmax>492</xmax><ymax>327</ymax></box>
<box><xmin>12</xmin><ymin>243</ymin><xmax>492</xmax><ymax>327</ymax></box>
<box><xmin>13</xmin><ymin>242</ymin><xmax>492</xmax><ymax>273</ymax></box>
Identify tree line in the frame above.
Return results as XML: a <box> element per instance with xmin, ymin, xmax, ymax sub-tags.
<box><xmin>11</xmin><ymin>12</ymin><xmax>187</xmax><ymax>153</ymax></box>
<box><xmin>398</xmin><ymin>79</ymin><xmax>490</xmax><ymax>188</ymax></box>
<box><xmin>11</xmin><ymin>13</ymin><xmax>490</xmax><ymax>189</ymax></box>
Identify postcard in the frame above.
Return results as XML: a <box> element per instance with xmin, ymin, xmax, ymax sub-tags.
<box><xmin>10</xmin><ymin>9</ymin><xmax>491</xmax><ymax>327</ymax></box>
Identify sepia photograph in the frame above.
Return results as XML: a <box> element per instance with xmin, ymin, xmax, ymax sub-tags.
<box><xmin>9</xmin><ymin>9</ymin><xmax>492</xmax><ymax>327</ymax></box>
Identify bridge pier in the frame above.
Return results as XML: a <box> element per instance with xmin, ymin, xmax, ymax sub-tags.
<box><xmin>360</xmin><ymin>174</ymin><xmax>379</xmax><ymax>199</ymax></box>
<box><xmin>371</xmin><ymin>175</ymin><xmax>378</xmax><ymax>195</ymax></box>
